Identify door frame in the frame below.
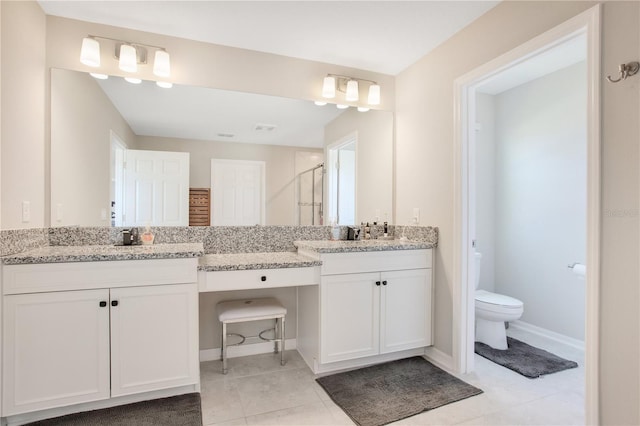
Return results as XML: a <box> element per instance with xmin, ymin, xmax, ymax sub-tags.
<box><xmin>452</xmin><ymin>5</ymin><xmax>601</xmax><ymax>425</ymax></box>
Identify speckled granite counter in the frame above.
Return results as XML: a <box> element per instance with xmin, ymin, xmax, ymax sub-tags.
<box><xmin>198</xmin><ymin>252</ymin><xmax>322</xmax><ymax>271</ymax></box>
<box><xmin>1</xmin><ymin>243</ymin><xmax>204</xmax><ymax>265</ymax></box>
<box><xmin>294</xmin><ymin>239</ymin><xmax>434</xmax><ymax>254</ymax></box>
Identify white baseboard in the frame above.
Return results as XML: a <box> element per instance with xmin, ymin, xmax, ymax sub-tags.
<box><xmin>509</xmin><ymin>320</ymin><xmax>585</xmax><ymax>351</ymax></box>
<box><xmin>199</xmin><ymin>338</ymin><xmax>297</xmax><ymax>362</ymax></box>
<box><xmin>424</xmin><ymin>346</ymin><xmax>454</xmax><ymax>372</ymax></box>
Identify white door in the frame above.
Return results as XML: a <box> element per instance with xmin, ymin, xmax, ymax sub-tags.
<box><xmin>327</xmin><ymin>135</ymin><xmax>356</xmax><ymax>225</ymax></box>
<box><xmin>2</xmin><ymin>290</ymin><xmax>110</xmax><ymax>415</ymax></box>
<box><xmin>380</xmin><ymin>269</ymin><xmax>432</xmax><ymax>354</ymax></box>
<box><xmin>110</xmin><ymin>284</ymin><xmax>199</xmax><ymax>397</ymax></box>
<box><xmin>320</xmin><ymin>272</ymin><xmax>380</xmax><ymax>363</ymax></box>
<box><xmin>211</xmin><ymin>159</ymin><xmax>265</xmax><ymax>226</ymax></box>
<box><xmin>123</xmin><ymin>149</ymin><xmax>190</xmax><ymax>226</ymax></box>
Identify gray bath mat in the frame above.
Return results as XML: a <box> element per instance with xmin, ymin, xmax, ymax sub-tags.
<box><xmin>475</xmin><ymin>336</ymin><xmax>578</xmax><ymax>378</ymax></box>
<box><xmin>26</xmin><ymin>393</ymin><xmax>202</xmax><ymax>426</ymax></box>
<box><xmin>316</xmin><ymin>356</ymin><xmax>482</xmax><ymax>426</ymax></box>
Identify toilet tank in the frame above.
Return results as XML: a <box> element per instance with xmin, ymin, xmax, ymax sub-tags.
<box><xmin>475</xmin><ymin>252</ymin><xmax>482</xmax><ymax>290</ymax></box>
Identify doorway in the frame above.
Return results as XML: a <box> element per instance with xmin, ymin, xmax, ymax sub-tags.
<box><xmin>327</xmin><ymin>133</ymin><xmax>357</xmax><ymax>225</ymax></box>
<box><xmin>453</xmin><ymin>5</ymin><xmax>601</xmax><ymax>424</ymax></box>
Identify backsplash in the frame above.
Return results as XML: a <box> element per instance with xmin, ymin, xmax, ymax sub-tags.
<box><xmin>0</xmin><ymin>228</ymin><xmax>49</xmax><ymax>256</ymax></box>
<box><xmin>41</xmin><ymin>225</ymin><xmax>438</xmax><ymax>254</ymax></box>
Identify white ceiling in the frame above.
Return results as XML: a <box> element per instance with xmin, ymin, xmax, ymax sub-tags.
<box><xmin>95</xmin><ymin>76</ymin><xmax>345</xmax><ymax>147</ymax></box>
<box><xmin>39</xmin><ymin>1</ymin><xmax>500</xmax><ymax>75</ymax></box>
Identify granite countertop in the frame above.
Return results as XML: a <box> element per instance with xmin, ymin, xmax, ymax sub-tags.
<box><xmin>199</xmin><ymin>251</ymin><xmax>322</xmax><ymax>271</ymax></box>
<box><xmin>1</xmin><ymin>243</ymin><xmax>204</xmax><ymax>265</ymax></box>
<box><xmin>293</xmin><ymin>238</ymin><xmax>435</xmax><ymax>254</ymax></box>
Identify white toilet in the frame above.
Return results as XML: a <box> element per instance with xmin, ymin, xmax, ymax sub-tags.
<box><xmin>474</xmin><ymin>252</ymin><xmax>524</xmax><ymax>350</ymax></box>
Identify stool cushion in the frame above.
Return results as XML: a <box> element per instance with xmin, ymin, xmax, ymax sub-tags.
<box><xmin>217</xmin><ymin>298</ymin><xmax>287</xmax><ymax>322</ymax></box>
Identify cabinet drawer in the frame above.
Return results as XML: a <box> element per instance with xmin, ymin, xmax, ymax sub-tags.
<box><xmin>199</xmin><ymin>267</ymin><xmax>320</xmax><ymax>292</ymax></box>
<box><xmin>3</xmin><ymin>258</ymin><xmax>198</xmax><ymax>295</ymax></box>
<box><xmin>320</xmin><ymin>249</ymin><xmax>431</xmax><ymax>275</ymax></box>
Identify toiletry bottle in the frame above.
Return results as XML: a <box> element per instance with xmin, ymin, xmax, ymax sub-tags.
<box><xmin>383</xmin><ymin>221</ymin><xmax>388</xmax><ymax>238</ymax></box>
<box><xmin>330</xmin><ymin>218</ymin><xmax>340</xmax><ymax>241</ymax></box>
<box><xmin>141</xmin><ymin>224</ymin><xmax>155</xmax><ymax>245</ymax></box>
<box><xmin>364</xmin><ymin>222</ymin><xmax>371</xmax><ymax>240</ymax></box>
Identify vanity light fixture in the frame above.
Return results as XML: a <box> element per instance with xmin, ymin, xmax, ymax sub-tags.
<box><xmin>156</xmin><ymin>81</ymin><xmax>173</xmax><ymax>89</ymax></box>
<box><xmin>80</xmin><ymin>35</ymin><xmax>172</xmax><ymax>86</ymax></box>
<box><xmin>80</xmin><ymin>37</ymin><xmax>101</xmax><ymax>67</ymax></box>
<box><xmin>124</xmin><ymin>77</ymin><xmax>142</xmax><ymax>84</ymax></box>
<box><xmin>119</xmin><ymin>44</ymin><xmax>138</xmax><ymax>73</ymax></box>
<box><xmin>357</xmin><ymin>107</ymin><xmax>370</xmax><ymax>112</ymax></box>
<box><xmin>314</xmin><ymin>100</ymin><xmax>327</xmax><ymax>106</ymax></box>
<box><xmin>336</xmin><ymin>104</ymin><xmax>349</xmax><ymax>109</ymax></box>
<box><xmin>321</xmin><ymin>74</ymin><xmax>381</xmax><ymax>108</ymax></box>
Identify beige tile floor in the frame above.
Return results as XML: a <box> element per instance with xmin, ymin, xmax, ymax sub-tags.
<box><xmin>200</xmin><ymin>329</ymin><xmax>585</xmax><ymax>426</ymax></box>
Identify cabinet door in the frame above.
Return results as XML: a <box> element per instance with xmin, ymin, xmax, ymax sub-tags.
<box><xmin>110</xmin><ymin>284</ymin><xmax>199</xmax><ymax>397</ymax></box>
<box><xmin>3</xmin><ymin>290</ymin><xmax>110</xmax><ymax>415</ymax></box>
<box><xmin>380</xmin><ymin>269</ymin><xmax>432</xmax><ymax>354</ymax></box>
<box><xmin>320</xmin><ymin>272</ymin><xmax>380</xmax><ymax>363</ymax></box>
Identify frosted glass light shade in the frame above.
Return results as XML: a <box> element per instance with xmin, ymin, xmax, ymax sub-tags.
<box><xmin>80</xmin><ymin>37</ymin><xmax>101</xmax><ymax>67</ymax></box>
<box><xmin>336</xmin><ymin>104</ymin><xmax>349</xmax><ymax>109</ymax></box>
<box><xmin>89</xmin><ymin>73</ymin><xmax>108</xmax><ymax>80</ymax></box>
<box><xmin>124</xmin><ymin>77</ymin><xmax>142</xmax><ymax>84</ymax></box>
<box><xmin>322</xmin><ymin>76</ymin><xmax>336</xmax><ymax>98</ymax></box>
<box><xmin>368</xmin><ymin>84</ymin><xmax>381</xmax><ymax>105</ymax></box>
<box><xmin>119</xmin><ymin>44</ymin><xmax>138</xmax><ymax>73</ymax></box>
<box><xmin>156</xmin><ymin>81</ymin><xmax>173</xmax><ymax>88</ymax></box>
<box><xmin>153</xmin><ymin>50</ymin><xmax>171</xmax><ymax>77</ymax></box>
<box><xmin>346</xmin><ymin>80</ymin><xmax>359</xmax><ymax>102</ymax></box>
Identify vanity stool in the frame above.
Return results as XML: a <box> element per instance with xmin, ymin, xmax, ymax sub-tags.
<box><xmin>216</xmin><ymin>298</ymin><xmax>286</xmax><ymax>374</ymax></box>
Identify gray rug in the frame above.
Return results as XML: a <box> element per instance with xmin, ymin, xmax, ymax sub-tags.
<box><xmin>475</xmin><ymin>337</ymin><xmax>578</xmax><ymax>378</ymax></box>
<box><xmin>316</xmin><ymin>356</ymin><xmax>483</xmax><ymax>426</ymax></box>
<box><xmin>26</xmin><ymin>393</ymin><xmax>202</xmax><ymax>426</ymax></box>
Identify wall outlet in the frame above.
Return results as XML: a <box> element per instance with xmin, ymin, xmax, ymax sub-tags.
<box><xmin>22</xmin><ymin>201</ymin><xmax>31</xmax><ymax>222</ymax></box>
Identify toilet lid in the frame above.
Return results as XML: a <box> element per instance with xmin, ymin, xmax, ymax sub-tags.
<box><xmin>475</xmin><ymin>290</ymin><xmax>523</xmax><ymax>308</ymax></box>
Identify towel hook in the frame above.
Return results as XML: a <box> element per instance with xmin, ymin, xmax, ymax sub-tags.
<box><xmin>607</xmin><ymin>61</ymin><xmax>640</xmax><ymax>83</ymax></box>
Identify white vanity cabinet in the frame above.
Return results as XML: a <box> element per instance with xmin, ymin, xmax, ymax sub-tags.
<box><xmin>298</xmin><ymin>248</ymin><xmax>433</xmax><ymax>373</ymax></box>
<box><xmin>1</xmin><ymin>258</ymin><xmax>199</xmax><ymax>417</ymax></box>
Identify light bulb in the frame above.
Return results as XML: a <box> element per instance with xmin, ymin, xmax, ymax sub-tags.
<box><xmin>322</xmin><ymin>76</ymin><xmax>336</xmax><ymax>99</ymax></box>
<box><xmin>80</xmin><ymin>37</ymin><xmax>100</xmax><ymax>67</ymax></box>
<box><xmin>368</xmin><ymin>84</ymin><xmax>381</xmax><ymax>105</ymax></box>
<box><xmin>119</xmin><ymin>44</ymin><xmax>137</xmax><ymax>73</ymax></box>
<box><xmin>153</xmin><ymin>50</ymin><xmax>171</xmax><ymax>77</ymax></box>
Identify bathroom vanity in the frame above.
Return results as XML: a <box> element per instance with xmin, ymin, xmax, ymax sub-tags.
<box><xmin>295</xmin><ymin>240</ymin><xmax>433</xmax><ymax>374</ymax></box>
<box><xmin>0</xmin><ymin>235</ymin><xmax>436</xmax><ymax>423</ymax></box>
<box><xmin>0</xmin><ymin>244</ymin><xmax>203</xmax><ymax>423</ymax></box>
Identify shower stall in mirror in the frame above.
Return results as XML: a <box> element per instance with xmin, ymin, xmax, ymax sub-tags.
<box><xmin>297</xmin><ymin>163</ymin><xmax>324</xmax><ymax>225</ymax></box>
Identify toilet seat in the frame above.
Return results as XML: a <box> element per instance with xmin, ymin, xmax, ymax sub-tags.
<box><xmin>475</xmin><ymin>290</ymin><xmax>523</xmax><ymax>309</ymax></box>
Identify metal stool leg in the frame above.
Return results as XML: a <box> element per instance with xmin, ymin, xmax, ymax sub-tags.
<box><xmin>222</xmin><ymin>321</ymin><xmax>228</xmax><ymax>374</ymax></box>
<box><xmin>273</xmin><ymin>318</ymin><xmax>279</xmax><ymax>354</ymax></box>
<box><xmin>281</xmin><ymin>315</ymin><xmax>286</xmax><ymax>366</ymax></box>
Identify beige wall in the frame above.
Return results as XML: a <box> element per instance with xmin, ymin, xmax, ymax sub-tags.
<box><xmin>50</xmin><ymin>68</ymin><xmax>137</xmax><ymax>227</ymax></box>
<box><xmin>1</xmin><ymin>1</ymin><xmax>46</xmax><ymax>229</ymax></box>
<box><xmin>395</xmin><ymin>1</ymin><xmax>639</xmax><ymax>424</ymax></box>
<box><xmin>324</xmin><ymin>109</ymin><xmax>394</xmax><ymax>224</ymax></box>
<box><xmin>136</xmin><ymin>136</ymin><xmax>321</xmax><ymax>226</ymax></box>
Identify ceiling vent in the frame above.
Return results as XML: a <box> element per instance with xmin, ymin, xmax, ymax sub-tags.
<box><xmin>254</xmin><ymin>123</ymin><xmax>277</xmax><ymax>132</ymax></box>
<box><xmin>216</xmin><ymin>132</ymin><xmax>235</xmax><ymax>138</ymax></box>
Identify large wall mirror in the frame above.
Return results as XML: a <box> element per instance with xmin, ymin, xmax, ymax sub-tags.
<box><xmin>50</xmin><ymin>68</ymin><xmax>393</xmax><ymax>227</ymax></box>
